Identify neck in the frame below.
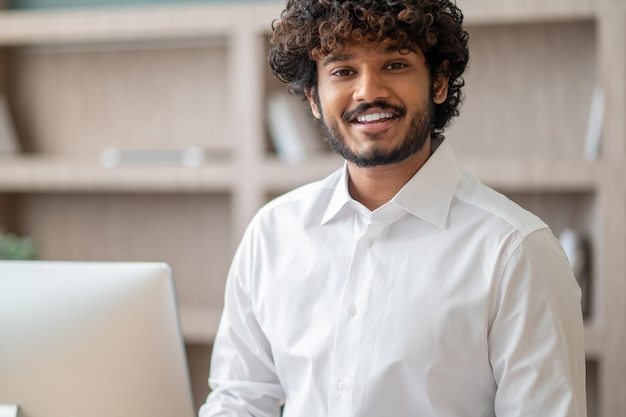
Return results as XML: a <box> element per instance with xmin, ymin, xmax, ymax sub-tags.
<box><xmin>347</xmin><ymin>138</ymin><xmax>432</xmax><ymax>211</ymax></box>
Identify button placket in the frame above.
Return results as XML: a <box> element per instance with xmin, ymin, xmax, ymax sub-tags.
<box><xmin>328</xmin><ymin>226</ymin><xmax>374</xmax><ymax>417</ymax></box>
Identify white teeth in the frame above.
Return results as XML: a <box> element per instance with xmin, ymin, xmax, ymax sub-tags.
<box><xmin>356</xmin><ymin>112</ymin><xmax>394</xmax><ymax>123</ymax></box>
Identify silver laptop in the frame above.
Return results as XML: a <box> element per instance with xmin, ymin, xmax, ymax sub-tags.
<box><xmin>0</xmin><ymin>261</ymin><xmax>196</xmax><ymax>417</ymax></box>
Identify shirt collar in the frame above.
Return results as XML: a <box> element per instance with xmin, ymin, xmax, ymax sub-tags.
<box><xmin>321</xmin><ymin>161</ymin><xmax>353</xmax><ymax>225</ymax></box>
<box><xmin>391</xmin><ymin>139</ymin><xmax>460</xmax><ymax>228</ymax></box>
<box><xmin>321</xmin><ymin>139</ymin><xmax>461</xmax><ymax>228</ymax></box>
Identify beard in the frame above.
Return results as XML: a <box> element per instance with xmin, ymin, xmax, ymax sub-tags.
<box><xmin>316</xmin><ymin>94</ymin><xmax>435</xmax><ymax>168</ymax></box>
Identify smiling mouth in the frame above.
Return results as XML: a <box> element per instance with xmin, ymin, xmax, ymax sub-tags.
<box><xmin>355</xmin><ymin>112</ymin><xmax>396</xmax><ymax>123</ymax></box>
<box><xmin>343</xmin><ymin>100</ymin><xmax>406</xmax><ymax>124</ymax></box>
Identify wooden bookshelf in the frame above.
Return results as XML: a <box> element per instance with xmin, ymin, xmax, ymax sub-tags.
<box><xmin>0</xmin><ymin>1</ymin><xmax>623</xmax><ymax>415</ymax></box>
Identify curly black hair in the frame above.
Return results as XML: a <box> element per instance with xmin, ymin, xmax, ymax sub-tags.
<box><xmin>269</xmin><ymin>0</ymin><xmax>469</xmax><ymax>134</ymax></box>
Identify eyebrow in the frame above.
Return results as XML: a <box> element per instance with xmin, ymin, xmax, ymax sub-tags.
<box><xmin>322</xmin><ymin>45</ymin><xmax>411</xmax><ymax>67</ymax></box>
<box><xmin>322</xmin><ymin>54</ymin><xmax>355</xmax><ymax>67</ymax></box>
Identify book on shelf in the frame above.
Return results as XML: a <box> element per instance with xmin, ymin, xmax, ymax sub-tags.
<box><xmin>0</xmin><ymin>94</ymin><xmax>19</xmax><ymax>156</ymax></box>
<box><xmin>266</xmin><ymin>90</ymin><xmax>327</xmax><ymax>164</ymax></box>
<box><xmin>584</xmin><ymin>85</ymin><xmax>604</xmax><ymax>161</ymax></box>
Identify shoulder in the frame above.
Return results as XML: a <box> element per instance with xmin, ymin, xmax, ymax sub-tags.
<box><xmin>452</xmin><ymin>172</ymin><xmax>575</xmax><ymax>293</ymax></box>
<box><xmin>453</xmin><ymin>170</ymin><xmax>548</xmax><ymax>240</ymax></box>
<box><xmin>448</xmin><ymin>170</ymin><xmax>562</xmax><ymax>277</ymax></box>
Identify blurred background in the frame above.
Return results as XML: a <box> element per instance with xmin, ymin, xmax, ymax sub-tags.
<box><xmin>0</xmin><ymin>0</ymin><xmax>624</xmax><ymax>415</ymax></box>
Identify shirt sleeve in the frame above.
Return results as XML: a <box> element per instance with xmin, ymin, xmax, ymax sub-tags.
<box><xmin>199</xmin><ymin>226</ymin><xmax>285</xmax><ymax>417</ymax></box>
<box><xmin>488</xmin><ymin>228</ymin><xmax>587</xmax><ymax>417</ymax></box>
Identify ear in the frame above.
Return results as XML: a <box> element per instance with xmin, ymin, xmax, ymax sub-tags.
<box><xmin>433</xmin><ymin>77</ymin><xmax>449</xmax><ymax>104</ymax></box>
<box><xmin>433</xmin><ymin>61</ymin><xmax>450</xmax><ymax>105</ymax></box>
<box><xmin>304</xmin><ymin>86</ymin><xmax>321</xmax><ymax>119</ymax></box>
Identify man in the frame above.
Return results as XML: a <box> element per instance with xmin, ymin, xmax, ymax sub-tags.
<box><xmin>200</xmin><ymin>0</ymin><xmax>587</xmax><ymax>416</ymax></box>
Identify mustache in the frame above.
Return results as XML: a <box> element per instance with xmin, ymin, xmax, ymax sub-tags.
<box><xmin>342</xmin><ymin>100</ymin><xmax>407</xmax><ymax>121</ymax></box>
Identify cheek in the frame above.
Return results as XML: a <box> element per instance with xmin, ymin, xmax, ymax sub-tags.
<box><xmin>319</xmin><ymin>89</ymin><xmax>350</xmax><ymax>119</ymax></box>
<box><xmin>316</xmin><ymin>76</ymin><xmax>350</xmax><ymax>115</ymax></box>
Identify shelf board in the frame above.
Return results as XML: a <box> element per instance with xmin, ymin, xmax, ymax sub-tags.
<box><xmin>462</xmin><ymin>0</ymin><xmax>597</xmax><ymax>25</ymax></box>
<box><xmin>457</xmin><ymin>155</ymin><xmax>599</xmax><ymax>192</ymax></box>
<box><xmin>0</xmin><ymin>2</ymin><xmax>283</xmax><ymax>46</ymax></box>
<box><xmin>179</xmin><ymin>304</ymin><xmax>222</xmax><ymax>344</ymax></box>
<box><xmin>260</xmin><ymin>154</ymin><xmax>598</xmax><ymax>193</ymax></box>
<box><xmin>0</xmin><ymin>155</ymin><xmax>235</xmax><ymax>193</ymax></box>
<box><xmin>0</xmin><ymin>0</ymin><xmax>598</xmax><ymax>47</ymax></box>
<box><xmin>0</xmin><ymin>153</ymin><xmax>600</xmax><ymax>195</ymax></box>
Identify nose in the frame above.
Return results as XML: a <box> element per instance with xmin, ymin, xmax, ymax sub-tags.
<box><xmin>352</xmin><ymin>68</ymin><xmax>389</xmax><ymax>103</ymax></box>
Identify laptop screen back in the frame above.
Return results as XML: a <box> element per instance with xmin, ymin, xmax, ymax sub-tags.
<box><xmin>0</xmin><ymin>261</ymin><xmax>195</xmax><ymax>417</ymax></box>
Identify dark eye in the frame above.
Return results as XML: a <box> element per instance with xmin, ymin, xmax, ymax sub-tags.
<box><xmin>386</xmin><ymin>62</ymin><xmax>408</xmax><ymax>70</ymax></box>
<box><xmin>331</xmin><ymin>68</ymin><xmax>353</xmax><ymax>77</ymax></box>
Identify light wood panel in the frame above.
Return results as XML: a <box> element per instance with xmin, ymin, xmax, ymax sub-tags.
<box><xmin>15</xmin><ymin>192</ymin><xmax>232</xmax><ymax>309</ymax></box>
<box><xmin>446</xmin><ymin>20</ymin><xmax>596</xmax><ymax>156</ymax></box>
<box><xmin>8</xmin><ymin>43</ymin><xmax>230</xmax><ymax>155</ymax></box>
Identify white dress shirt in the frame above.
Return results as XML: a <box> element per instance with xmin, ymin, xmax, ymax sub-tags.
<box><xmin>200</xmin><ymin>140</ymin><xmax>587</xmax><ymax>417</ymax></box>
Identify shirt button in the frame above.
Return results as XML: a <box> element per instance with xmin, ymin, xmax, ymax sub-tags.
<box><xmin>337</xmin><ymin>379</ymin><xmax>347</xmax><ymax>391</ymax></box>
<box><xmin>348</xmin><ymin>305</ymin><xmax>358</xmax><ymax>317</ymax></box>
<box><xmin>367</xmin><ymin>239</ymin><xmax>375</xmax><ymax>248</ymax></box>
